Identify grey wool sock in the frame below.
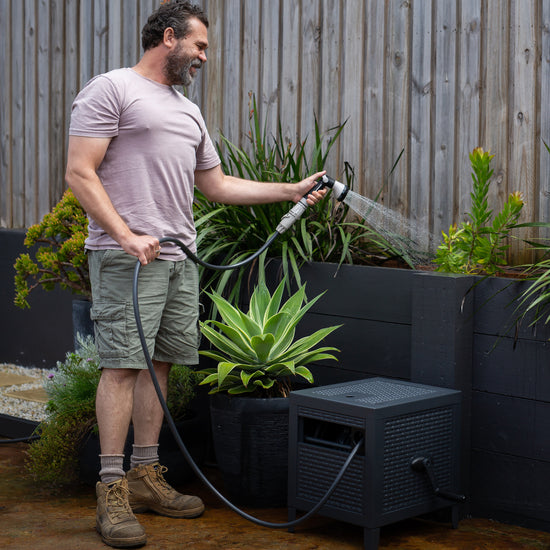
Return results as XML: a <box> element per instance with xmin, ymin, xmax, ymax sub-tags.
<box><xmin>99</xmin><ymin>454</ymin><xmax>125</xmax><ymax>485</ymax></box>
<box><xmin>130</xmin><ymin>444</ymin><xmax>159</xmax><ymax>470</ymax></box>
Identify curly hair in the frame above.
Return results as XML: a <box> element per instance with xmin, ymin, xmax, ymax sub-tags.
<box><xmin>141</xmin><ymin>1</ymin><xmax>209</xmax><ymax>51</ymax></box>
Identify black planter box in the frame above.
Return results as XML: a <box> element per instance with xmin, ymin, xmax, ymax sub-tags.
<box><xmin>289</xmin><ymin>262</ymin><xmax>550</xmax><ymax>533</ymax></box>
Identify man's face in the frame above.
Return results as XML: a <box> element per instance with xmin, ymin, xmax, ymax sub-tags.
<box><xmin>163</xmin><ymin>18</ymin><xmax>208</xmax><ymax>87</ymax></box>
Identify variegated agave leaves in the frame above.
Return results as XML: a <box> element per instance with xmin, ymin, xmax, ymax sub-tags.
<box><xmin>198</xmin><ymin>277</ymin><xmax>340</xmax><ymax>397</ymax></box>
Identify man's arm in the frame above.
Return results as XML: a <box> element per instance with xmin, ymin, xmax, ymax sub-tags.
<box><xmin>194</xmin><ymin>164</ymin><xmax>326</xmax><ymax>205</ymax></box>
<box><xmin>65</xmin><ymin>135</ymin><xmax>160</xmax><ymax>265</ymax></box>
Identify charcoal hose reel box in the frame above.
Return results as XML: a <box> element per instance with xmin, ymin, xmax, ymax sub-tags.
<box><xmin>288</xmin><ymin>378</ymin><xmax>465</xmax><ymax>550</ymax></box>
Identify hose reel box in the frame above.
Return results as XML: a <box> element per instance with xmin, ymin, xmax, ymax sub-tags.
<box><xmin>288</xmin><ymin>377</ymin><xmax>463</xmax><ymax>550</ymax></box>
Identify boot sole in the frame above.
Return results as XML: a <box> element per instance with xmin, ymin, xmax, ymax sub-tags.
<box><xmin>131</xmin><ymin>502</ymin><xmax>205</xmax><ymax>519</ymax></box>
<box><xmin>96</xmin><ymin>523</ymin><xmax>147</xmax><ymax>548</ymax></box>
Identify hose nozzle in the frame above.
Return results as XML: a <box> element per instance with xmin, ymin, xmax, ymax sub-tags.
<box><xmin>318</xmin><ymin>175</ymin><xmax>349</xmax><ymax>202</ymax></box>
<box><xmin>276</xmin><ymin>175</ymin><xmax>349</xmax><ymax>234</ymax></box>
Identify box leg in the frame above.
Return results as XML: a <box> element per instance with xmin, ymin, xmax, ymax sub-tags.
<box><xmin>451</xmin><ymin>504</ymin><xmax>460</xmax><ymax>529</ymax></box>
<box><xmin>287</xmin><ymin>507</ymin><xmax>296</xmax><ymax>533</ymax></box>
<box><xmin>364</xmin><ymin>527</ymin><xmax>380</xmax><ymax>550</ymax></box>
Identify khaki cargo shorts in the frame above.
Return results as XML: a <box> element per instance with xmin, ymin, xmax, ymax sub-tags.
<box><xmin>88</xmin><ymin>250</ymin><xmax>200</xmax><ymax>369</ymax></box>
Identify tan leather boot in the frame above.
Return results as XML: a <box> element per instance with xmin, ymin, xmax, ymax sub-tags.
<box><xmin>127</xmin><ymin>462</ymin><xmax>204</xmax><ymax>518</ymax></box>
<box><xmin>96</xmin><ymin>478</ymin><xmax>147</xmax><ymax>548</ymax></box>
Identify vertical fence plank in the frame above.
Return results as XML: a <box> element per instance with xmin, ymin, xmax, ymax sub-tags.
<box><xmin>49</xmin><ymin>0</ymin><xmax>65</xmax><ymax>203</ymax></box>
<box><xmin>340</xmin><ymin>0</ymin><xmax>364</xmax><ymax>195</ymax></box>
<box><xmin>509</xmin><ymin>0</ymin><xmax>538</xmax><ymax>262</ymax></box>
<box><xmin>11</xmin><ymin>1</ymin><xmax>25</xmax><ymax>227</ymax></box>
<box><xmin>204</xmin><ymin>0</ymin><xmax>223</xmax><ymax>141</ymax></box>
<box><xmin>456</xmin><ymin>0</ymin><xmax>482</xmax><ymax>221</ymax></box>
<box><xmin>107</xmin><ymin>0</ymin><xmax>122</xmax><ymax>71</ymax></box>
<box><xmin>241</xmin><ymin>0</ymin><xmax>260</xmax><ymax>140</ymax></box>
<box><xmin>23</xmin><ymin>0</ymin><xmax>37</xmax><ymax>226</ymax></box>
<box><xmin>319</xmin><ymin>0</ymin><xmax>342</xmax><ymax>177</ymax></box>
<box><xmin>0</xmin><ymin>0</ymin><xmax>11</xmax><ymax>226</ymax></box>
<box><xmin>259</xmin><ymin>1</ymin><xmax>280</xmax><ymax>137</ymax></box>
<box><xmin>93</xmin><ymin>0</ymin><xmax>108</xmax><ymax>76</ymax></box>
<box><xmin>280</xmin><ymin>0</ymin><xmax>301</xmax><ymax>147</ymax></box>
<box><xmin>432</xmin><ymin>0</ymin><xmax>457</xmax><ymax>241</ymax></box>
<box><xmin>37</xmin><ymin>0</ymin><xmax>51</xmax><ymax>219</ymax></box>
<box><xmin>362</xmin><ymin>0</ymin><xmax>385</xmax><ymax>201</ymax></box>
<box><xmin>481</xmin><ymin>0</ymin><xmax>509</xmax><ymax>219</ymax></box>
<box><xmin>221</xmin><ymin>0</ymin><xmax>241</xmax><ymax>143</ymax></box>
<box><xmin>300</xmin><ymin>0</ymin><xmax>321</xmax><ymax>160</ymax></box>
<box><xmin>79</xmin><ymin>0</ymin><xmax>94</xmax><ymax>87</ymax></box>
<box><xmin>409</xmin><ymin>0</ymin><xmax>433</xmax><ymax>250</ymax></box>
<box><xmin>540</xmin><ymin>0</ymin><xmax>550</xmax><ymax>237</ymax></box>
<box><xmin>386</xmin><ymin>0</ymin><xmax>410</xmax><ymax>215</ymax></box>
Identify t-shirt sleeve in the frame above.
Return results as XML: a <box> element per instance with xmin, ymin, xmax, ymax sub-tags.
<box><xmin>69</xmin><ymin>75</ymin><xmax>122</xmax><ymax>138</ymax></box>
<box><xmin>195</xmin><ymin>114</ymin><xmax>221</xmax><ymax>170</ymax></box>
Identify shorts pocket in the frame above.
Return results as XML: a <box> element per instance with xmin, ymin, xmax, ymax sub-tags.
<box><xmin>90</xmin><ymin>300</ymin><xmax>128</xmax><ymax>359</ymax></box>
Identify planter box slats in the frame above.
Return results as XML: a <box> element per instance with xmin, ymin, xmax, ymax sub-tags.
<box><xmin>471</xmin><ymin>449</ymin><xmax>550</xmax><ymax>531</ymax></box>
<box><xmin>295</xmin><ymin>312</ymin><xmax>410</xmax><ymax>380</ymax></box>
<box><xmin>473</xmin><ymin>334</ymin><xmax>550</xmax><ymax>401</ymax></box>
<box><xmin>474</xmin><ymin>277</ymin><xmax>550</xmax><ymax>341</ymax></box>
<box><xmin>472</xmin><ymin>391</ymin><xmax>550</xmax><ymax>460</ymax></box>
<box><xmin>296</xmin><ymin>262</ymin><xmax>412</xmax><ymax>323</ymax></box>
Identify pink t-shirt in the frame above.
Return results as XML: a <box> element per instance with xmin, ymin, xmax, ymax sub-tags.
<box><xmin>69</xmin><ymin>68</ymin><xmax>220</xmax><ymax>260</ymax></box>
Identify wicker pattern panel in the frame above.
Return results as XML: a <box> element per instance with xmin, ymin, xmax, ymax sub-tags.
<box><xmin>296</xmin><ymin>443</ymin><xmax>364</xmax><ymax>514</ymax></box>
<box><xmin>382</xmin><ymin>407</ymin><xmax>454</xmax><ymax>512</ymax></box>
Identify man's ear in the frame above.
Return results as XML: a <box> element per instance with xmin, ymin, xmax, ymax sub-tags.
<box><xmin>163</xmin><ymin>27</ymin><xmax>176</xmax><ymax>47</ymax></box>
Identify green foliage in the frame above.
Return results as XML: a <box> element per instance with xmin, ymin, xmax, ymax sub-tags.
<box><xmin>194</xmin><ymin>93</ymin><xmax>397</xmax><ymax>304</ymax></box>
<box><xmin>434</xmin><ymin>147</ymin><xmax>524</xmax><ymax>275</ymax></box>
<box><xmin>512</xmin><ymin>140</ymin><xmax>550</xmax><ymax>328</ymax></box>
<box><xmin>198</xmin><ymin>260</ymin><xmax>340</xmax><ymax>397</ymax></box>
<box><xmin>14</xmin><ymin>189</ymin><xmax>91</xmax><ymax>309</ymax></box>
<box><xmin>25</xmin><ymin>336</ymin><xmax>201</xmax><ymax>485</ymax></box>
<box><xmin>26</xmin><ymin>336</ymin><xmax>100</xmax><ymax>484</ymax></box>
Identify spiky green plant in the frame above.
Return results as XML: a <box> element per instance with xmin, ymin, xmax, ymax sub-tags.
<box><xmin>435</xmin><ymin>147</ymin><xmax>524</xmax><ymax>274</ymax></box>
<box><xmin>194</xmin><ymin>94</ymin><xmax>407</xmax><ymax>306</ymax></box>
<box><xmin>198</xmin><ymin>261</ymin><xmax>340</xmax><ymax>397</ymax></box>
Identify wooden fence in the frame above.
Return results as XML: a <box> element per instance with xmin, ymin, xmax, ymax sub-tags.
<box><xmin>2</xmin><ymin>0</ymin><xmax>550</xmax><ymax>263</ymax></box>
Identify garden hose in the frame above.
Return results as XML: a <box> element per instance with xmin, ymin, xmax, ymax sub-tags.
<box><xmin>131</xmin><ymin>180</ymin><xmax>361</xmax><ymax>529</ymax></box>
<box><xmin>132</xmin><ymin>236</ymin><xmax>363</xmax><ymax>529</ymax></box>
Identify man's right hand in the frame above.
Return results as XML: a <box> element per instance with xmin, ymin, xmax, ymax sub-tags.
<box><xmin>121</xmin><ymin>234</ymin><xmax>161</xmax><ymax>265</ymax></box>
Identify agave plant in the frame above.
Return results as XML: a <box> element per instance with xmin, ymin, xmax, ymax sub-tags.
<box><xmin>198</xmin><ymin>269</ymin><xmax>340</xmax><ymax>398</ymax></box>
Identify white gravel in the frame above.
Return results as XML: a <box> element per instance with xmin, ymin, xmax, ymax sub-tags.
<box><xmin>0</xmin><ymin>364</ymin><xmax>51</xmax><ymax>423</ymax></box>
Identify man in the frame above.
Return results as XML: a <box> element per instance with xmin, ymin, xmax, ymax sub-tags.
<box><xmin>65</xmin><ymin>1</ymin><xmax>325</xmax><ymax>548</ymax></box>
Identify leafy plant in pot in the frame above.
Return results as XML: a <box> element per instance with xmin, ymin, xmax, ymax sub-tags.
<box><xmin>13</xmin><ymin>188</ymin><xmax>93</xmax><ymax>346</ymax></box>
<box><xmin>198</xmin><ymin>264</ymin><xmax>340</xmax><ymax>506</ymax></box>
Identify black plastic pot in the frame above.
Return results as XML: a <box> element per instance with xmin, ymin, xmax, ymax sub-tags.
<box><xmin>72</xmin><ymin>298</ymin><xmax>94</xmax><ymax>350</ymax></box>
<box><xmin>210</xmin><ymin>393</ymin><xmax>290</xmax><ymax>507</ymax></box>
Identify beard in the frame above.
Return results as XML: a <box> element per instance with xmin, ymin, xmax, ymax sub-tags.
<box><xmin>164</xmin><ymin>44</ymin><xmax>202</xmax><ymax>87</ymax></box>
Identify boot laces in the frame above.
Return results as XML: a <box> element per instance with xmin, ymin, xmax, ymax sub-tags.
<box><xmin>106</xmin><ymin>482</ymin><xmax>133</xmax><ymax>520</ymax></box>
<box><xmin>153</xmin><ymin>465</ymin><xmax>175</xmax><ymax>495</ymax></box>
